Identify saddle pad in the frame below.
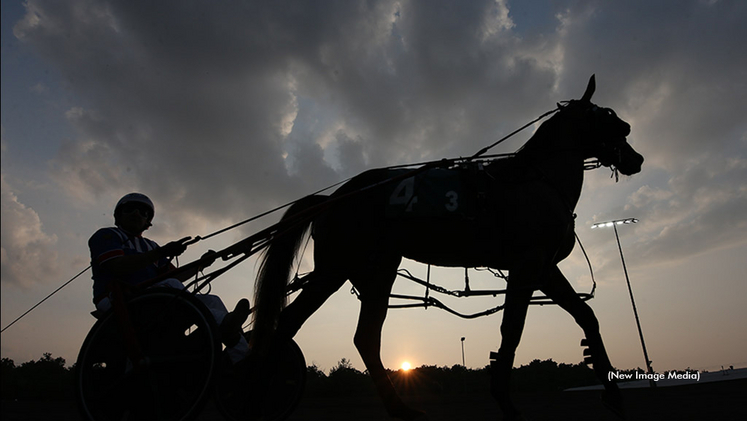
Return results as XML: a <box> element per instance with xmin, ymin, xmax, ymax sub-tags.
<box><xmin>384</xmin><ymin>167</ymin><xmax>479</xmax><ymax>220</ymax></box>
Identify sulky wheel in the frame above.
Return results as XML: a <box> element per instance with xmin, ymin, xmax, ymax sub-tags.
<box><xmin>214</xmin><ymin>332</ymin><xmax>306</xmax><ymax>421</ymax></box>
<box><xmin>75</xmin><ymin>289</ymin><xmax>221</xmax><ymax>421</ymax></box>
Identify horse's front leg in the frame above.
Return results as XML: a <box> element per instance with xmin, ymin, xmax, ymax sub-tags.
<box><xmin>354</xmin><ymin>293</ymin><xmax>427</xmax><ymax>421</ymax></box>
<box><xmin>491</xmin><ymin>283</ymin><xmax>533</xmax><ymax>421</ymax></box>
<box><xmin>539</xmin><ymin>266</ymin><xmax>624</xmax><ymax>418</ymax></box>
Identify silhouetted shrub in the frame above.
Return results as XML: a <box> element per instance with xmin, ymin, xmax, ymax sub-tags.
<box><xmin>511</xmin><ymin>359</ymin><xmax>598</xmax><ymax>392</ymax></box>
<box><xmin>391</xmin><ymin>364</ymin><xmax>490</xmax><ymax>397</ymax></box>
<box><xmin>1</xmin><ymin>353</ymin><xmax>74</xmax><ymax>400</ymax></box>
<box><xmin>304</xmin><ymin>363</ymin><xmax>331</xmax><ymax>396</ymax></box>
<box><xmin>327</xmin><ymin>358</ymin><xmax>376</xmax><ymax>396</ymax></box>
<box><xmin>1</xmin><ymin>357</ymin><xmax>18</xmax><ymax>399</ymax></box>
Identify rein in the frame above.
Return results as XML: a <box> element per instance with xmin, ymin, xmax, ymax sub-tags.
<box><xmin>0</xmin><ymin>106</ymin><xmax>586</xmax><ymax>334</ymax></box>
<box><xmin>188</xmin><ymin>107</ymin><xmax>564</xmax><ymax>245</ymax></box>
<box><xmin>470</xmin><ymin>107</ymin><xmax>561</xmax><ymax>160</ymax></box>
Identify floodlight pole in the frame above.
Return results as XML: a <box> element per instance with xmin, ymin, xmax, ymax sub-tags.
<box><xmin>593</xmin><ymin>218</ymin><xmax>655</xmax><ymax>387</ymax></box>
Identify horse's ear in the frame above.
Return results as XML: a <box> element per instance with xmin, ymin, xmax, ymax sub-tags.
<box><xmin>581</xmin><ymin>74</ymin><xmax>596</xmax><ymax>102</ymax></box>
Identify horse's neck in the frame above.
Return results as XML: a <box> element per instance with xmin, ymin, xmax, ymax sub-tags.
<box><xmin>540</xmin><ymin>153</ymin><xmax>584</xmax><ymax>211</ymax></box>
<box><xmin>517</xmin><ymin>135</ymin><xmax>585</xmax><ymax>212</ymax></box>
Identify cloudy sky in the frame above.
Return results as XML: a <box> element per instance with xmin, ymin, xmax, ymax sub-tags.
<box><xmin>2</xmin><ymin>0</ymin><xmax>746</xmax><ymax>374</ymax></box>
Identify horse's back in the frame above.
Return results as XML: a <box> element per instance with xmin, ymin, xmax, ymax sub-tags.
<box><xmin>332</xmin><ymin>163</ymin><xmax>494</xmax><ymax>221</ymax></box>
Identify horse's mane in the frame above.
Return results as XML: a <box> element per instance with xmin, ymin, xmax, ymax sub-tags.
<box><xmin>515</xmin><ymin>111</ymin><xmax>560</xmax><ymax>156</ymax></box>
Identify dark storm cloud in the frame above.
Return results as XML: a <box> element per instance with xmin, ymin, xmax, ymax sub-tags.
<box><xmin>554</xmin><ymin>0</ymin><xmax>747</xmax><ymax>266</ymax></box>
<box><xmin>11</xmin><ymin>0</ymin><xmax>747</xmax><ymax>268</ymax></box>
<box><xmin>14</xmin><ymin>0</ymin><xmax>555</xmax><ymax>214</ymax></box>
<box><xmin>14</xmin><ymin>1</ymin><xmax>292</xmax><ymax>216</ymax></box>
<box><xmin>556</xmin><ymin>1</ymin><xmax>747</xmax><ymax>161</ymax></box>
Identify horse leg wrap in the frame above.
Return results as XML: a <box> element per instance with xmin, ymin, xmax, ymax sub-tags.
<box><xmin>581</xmin><ymin>337</ymin><xmax>612</xmax><ymax>369</ymax></box>
<box><xmin>581</xmin><ymin>338</ymin><xmax>619</xmax><ymax>388</ymax></box>
<box><xmin>489</xmin><ymin>351</ymin><xmax>511</xmax><ymax>395</ymax></box>
<box><xmin>489</xmin><ymin>351</ymin><xmax>522</xmax><ymax>419</ymax></box>
<box><xmin>580</xmin><ymin>339</ymin><xmax>625</xmax><ymax>418</ymax></box>
<box><xmin>581</xmin><ymin>338</ymin><xmax>594</xmax><ymax>365</ymax></box>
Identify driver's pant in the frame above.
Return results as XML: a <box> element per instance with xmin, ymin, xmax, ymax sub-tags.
<box><xmin>95</xmin><ymin>278</ymin><xmax>249</xmax><ymax>363</ymax></box>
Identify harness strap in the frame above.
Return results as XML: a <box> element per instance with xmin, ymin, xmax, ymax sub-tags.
<box><xmin>470</xmin><ymin>107</ymin><xmax>561</xmax><ymax>160</ymax></box>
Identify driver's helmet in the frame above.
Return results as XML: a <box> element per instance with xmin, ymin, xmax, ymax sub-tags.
<box><xmin>114</xmin><ymin>193</ymin><xmax>155</xmax><ymax>222</ymax></box>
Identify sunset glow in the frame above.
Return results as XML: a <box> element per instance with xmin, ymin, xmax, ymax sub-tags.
<box><xmin>401</xmin><ymin>361</ymin><xmax>411</xmax><ymax>371</ymax></box>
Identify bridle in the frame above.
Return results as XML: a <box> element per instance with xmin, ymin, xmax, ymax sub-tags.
<box><xmin>552</xmin><ymin>100</ymin><xmax>630</xmax><ymax>180</ymax></box>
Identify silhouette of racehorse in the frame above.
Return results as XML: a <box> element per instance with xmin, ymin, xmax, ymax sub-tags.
<box><xmin>251</xmin><ymin>76</ymin><xmax>643</xmax><ymax>420</ymax></box>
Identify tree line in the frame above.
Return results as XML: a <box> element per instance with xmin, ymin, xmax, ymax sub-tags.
<box><xmin>305</xmin><ymin>357</ymin><xmax>601</xmax><ymax>398</ymax></box>
<box><xmin>3</xmin><ymin>353</ymin><xmax>672</xmax><ymax>401</ymax></box>
<box><xmin>2</xmin><ymin>353</ymin><xmax>74</xmax><ymax>400</ymax></box>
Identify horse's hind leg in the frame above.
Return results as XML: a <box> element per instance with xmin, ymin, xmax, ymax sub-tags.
<box><xmin>540</xmin><ymin>266</ymin><xmax>624</xmax><ymax>417</ymax></box>
<box><xmin>241</xmin><ymin>272</ymin><xmax>346</xmax><ymax>420</ymax></box>
<box><xmin>276</xmin><ymin>271</ymin><xmax>346</xmax><ymax>340</ymax></box>
<box><xmin>351</xmin><ymin>265</ymin><xmax>426</xmax><ymax>421</ymax></box>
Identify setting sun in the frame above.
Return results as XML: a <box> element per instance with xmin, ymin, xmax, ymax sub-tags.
<box><xmin>401</xmin><ymin>361</ymin><xmax>411</xmax><ymax>371</ymax></box>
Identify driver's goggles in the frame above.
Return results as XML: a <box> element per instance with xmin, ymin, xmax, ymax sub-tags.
<box><xmin>120</xmin><ymin>203</ymin><xmax>153</xmax><ymax>218</ymax></box>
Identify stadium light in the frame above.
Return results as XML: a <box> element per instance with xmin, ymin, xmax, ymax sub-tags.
<box><xmin>590</xmin><ymin>217</ymin><xmax>638</xmax><ymax>229</ymax></box>
<box><xmin>592</xmin><ymin>217</ymin><xmax>655</xmax><ymax>387</ymax></box>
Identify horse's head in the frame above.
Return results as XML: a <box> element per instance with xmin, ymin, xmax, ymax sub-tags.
<box><xmin>557</xmin><ymin>75</ymin><xmax>644</xmax><ymax>176</ymax></box>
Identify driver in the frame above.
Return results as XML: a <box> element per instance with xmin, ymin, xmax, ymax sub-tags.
<box><xmin>88</xmin><ymin>193</ymin><xmax>249</xmax><ymax>363</ymax></box>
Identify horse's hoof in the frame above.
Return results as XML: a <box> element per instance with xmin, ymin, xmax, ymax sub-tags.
<box><xmin>601</xmin><ymin>389</ymin><xmax>626</xmax><ymax>420</ymax></box>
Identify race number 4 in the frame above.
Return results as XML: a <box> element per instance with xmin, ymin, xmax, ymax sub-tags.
<box><xmin>390</xmin><ymin>178</ymin><xmax>460</xmax><ymax>212</ymax></box>
<box><xmin>390</xmin><ymin>177</ymin><xmax>418</xmax><ymax>211</ymax></box>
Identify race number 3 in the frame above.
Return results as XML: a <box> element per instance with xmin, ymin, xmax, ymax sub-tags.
<box><xmin>390</xmin><ymin>178</ymin><xmax>418</xmax><ymax>211</ymax></box>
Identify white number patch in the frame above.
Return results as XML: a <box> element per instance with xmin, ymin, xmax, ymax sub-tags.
<box><xmin>445</xmin><ymin>190</ymin><xmax>459</xmax><ymax>212</ymax></box>
<box><xmin>389</xmin><ymin>178</ymin><xmax>418</xmax><ymax>211</ymax></box>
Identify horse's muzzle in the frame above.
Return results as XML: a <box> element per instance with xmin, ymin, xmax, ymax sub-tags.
<box><xmin>616</xmin><ymin>143</ymin><xmax>644</xmax><ymax>175</ymax></box>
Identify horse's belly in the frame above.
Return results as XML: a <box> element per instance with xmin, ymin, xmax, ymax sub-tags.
<box><xmin>388</xmin><ymin>197</ymin><xmax>572</xmax><ymax>268</ymax></box>
<box><xmin>392</xmin><ymin>217</ymin><xmax>510</xmax><ymax>268</ymax></box>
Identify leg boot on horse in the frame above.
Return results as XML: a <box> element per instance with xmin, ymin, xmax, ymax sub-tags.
<box><xmin>541</xmin><ymin>266</ymin><xmax>625</xmax><ymax>419</ymax></box>
<box><xmin>582</xmin><ymin>336</ymin><xmax>625</xmax><ymax>419</ymax></box>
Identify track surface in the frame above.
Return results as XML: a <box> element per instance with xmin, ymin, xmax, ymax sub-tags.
<box><xmin>2</xmin><ymin>378</ymin><xmax>745</xmax><ymax>421</ymax></box>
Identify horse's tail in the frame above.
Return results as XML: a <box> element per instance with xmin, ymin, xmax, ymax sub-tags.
<box><xmin>251</xmin><ymin>194</ymin><xmax>329</xmax><ymax>349</ymax></box>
